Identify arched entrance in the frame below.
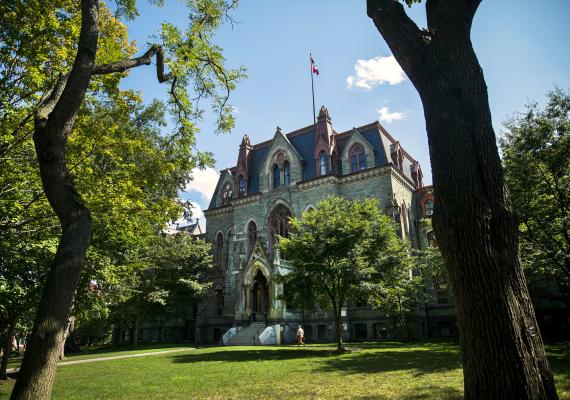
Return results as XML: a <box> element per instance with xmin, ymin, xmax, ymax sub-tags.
<box><xmin>251</xmin><ymin>269</ymin><xmax>269</xmax><ymax>321</ymax></box>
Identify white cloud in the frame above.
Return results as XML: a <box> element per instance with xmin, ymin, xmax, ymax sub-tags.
<box><xmin>169</xmin><ymin>200</ymin><xmax>205</xmax><ymax>232</ymax></box>
<box><xmin>187</xmin><ymin>200</ymin><xmax>205</xmax><ymax>230</ymax></box>
<box><xmin>346</xmin><ymin>55</ymin><xmax>405</xmax><ymax>90</ymax></box>
<box><xmin>378</xmin><ymin>107</ymin><xmax>406</xmax><ymax>123</ymax></box>
<box><xmin>184</xmin><ymin>167</ymin><xmax>219</xmax><ymax>202</ymax></box>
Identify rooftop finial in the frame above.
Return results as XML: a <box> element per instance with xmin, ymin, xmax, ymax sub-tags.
<box><xmin>318</xmin><ymin>105</ymin><xmax>330</xmax><ymax>121</ymax></box>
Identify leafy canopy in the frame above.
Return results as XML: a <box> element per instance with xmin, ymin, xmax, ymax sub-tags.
<box><xmin>500</xmin><ymin>87</ymin><xmax>570</xmax><ymax>302</ymax></box>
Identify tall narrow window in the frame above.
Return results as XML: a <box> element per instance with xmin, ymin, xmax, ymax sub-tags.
<box><xmin>319</xmin><ymin>152</ymin><xmax>328</xmax><ymax>175</ymax></box>
<box><xmin>222</xmin><ymin>183</ymin><xmax>232</xmax><ymax>205</ymax></box>
<box><xmin>216</xmin><ymin>290</ymin><xmax>224</xmax><ymax>316</ymax></box>
<box><xmin>247</xmin><ymin>221</ymin><xmax>257</xmax><ymax>256</ymax></box>
<box><xmin>350</xmin><ymin>144</ymin><xmax>366</xmax><ymax>172</ymax></box>
<box><xmin>238</xmin><ymin>176</ymin><xmax>247</xmax><ymax>196</ymax></box>
<box><xmin>273</xmin><ymin>164</ymin><xmax>280</xmax><ymax>188</ymax></box>
<box><xmin>268</xmin><ymin>204</ymin><xmax>292</xmax><ymax>257</ymax></box>
<box><xmin>215</xmin><ymin>232</ymin><xmax>224</xmax><ymax>264</ymax></box>
<box><xmin>283</xmin><ymin>161</ymin><xmax>291</xmax><ymax>186</ymax></box>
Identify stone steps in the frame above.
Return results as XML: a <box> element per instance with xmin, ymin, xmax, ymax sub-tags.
<box><xmin>229</xmin><ymin>323</ymin><xmax>266</xmax><ymax>346</ymax></box>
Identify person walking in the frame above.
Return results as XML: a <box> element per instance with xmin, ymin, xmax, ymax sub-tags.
<box><xmin>296</xmin><ymin>325</ymin><xmax>305</xmax><ymax>347</ymax></box>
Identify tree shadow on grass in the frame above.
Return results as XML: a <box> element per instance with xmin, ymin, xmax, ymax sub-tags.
<box><xmin>169</xmin><ymin>348</ymin><xmax>339</xmax><ymax>364</ymax></box>
<box><xmin>352</xmin><ymin>386</ymin><xmax>463</xmax><ymax>400</ymax></box>
<box><xmin>315</xmin><ymin>349</ymin><xmax>461</xmax><ymax>377</ymax></box>
<box><xmin>169</xmin><ymin>346</ymin><xmax>462</xmax><ymax>377</ymax></box>
<box><xmin>546</xmin><ymin>342</ymin><xmax>570</xmax><ymax>395</ymax></box>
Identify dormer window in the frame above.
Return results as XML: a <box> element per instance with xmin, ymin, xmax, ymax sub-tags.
<box><xmin>222</xmin><ymin>183</ymin><xmax>232</xmax><ymax>205</ymax></box>
<box><xmin>273</xmin><ymin>164</ymin><xmax>281</xmax><ymax>188</ymax></box>
<box><xmin>319</xmin><ymin>152</ymin><xmax>329</xmax><ymax>176</ymax></box>
<box><xmin>350</xmin><ymin>144</ymin><xmax>367</xmax><ymax>172</ymax></box>
<box><xmin>238</xmin><ymin>176</ymin><xmax>247</xmax><ymax>196</ymax></box>
<box><xmin>283</xmin><ymin>161</ymin><xmax>291</xmax><ymax>186</ymax></box>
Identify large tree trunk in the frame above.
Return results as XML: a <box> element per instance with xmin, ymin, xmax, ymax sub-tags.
<box><xmin>0</xmin><ymin>314</ymin><xmax>18</xmax><ymax>380</ymax></box>
<box><xmin>9</xmin><ymin>1</ymin><xmax>99</xmax><ymax>399</ymax></box>
<box><xmin>368</xmin><ymin>1</ymin><xmax>557</xmax><ymax>399</ymax></box>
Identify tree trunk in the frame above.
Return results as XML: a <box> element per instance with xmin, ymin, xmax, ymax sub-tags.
<box><xmin>332</xmin><ymin>301</ymin><xmax>345</xmax><ymax>351</ymax></box>
<box><xmin>133</xmin><ymin>317</ymin><xmax>140</xmax><ymax>347</ymax></box>
<box><xmin>9</xmin><ymin>1</ymin><xmax>98</xmax><ymax>399</ymax></box>
<box><xmin>368</xmin><ymin>1</ymin><xmax>558</xmax><ymax>398</ymax></box>
<box><xmin>1</xmin><ymin>314</ymin><xmax>18</xmax><ymax>380</ymax></box>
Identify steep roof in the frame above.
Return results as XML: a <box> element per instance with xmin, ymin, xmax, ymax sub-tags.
<box><xmin>208</xmin><ymin>114</ymin><xmax>419</xmax><ymax>209</ymax></box>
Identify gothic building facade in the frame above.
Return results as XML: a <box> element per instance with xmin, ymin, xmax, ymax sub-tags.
<box><xmin>198</xmin><ymin>106</ymin><xmax>454</xmax><ymax>344</ymax></box>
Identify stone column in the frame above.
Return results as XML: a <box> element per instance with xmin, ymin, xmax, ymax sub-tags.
<box><xmin>244</xmin><ymin>283</ymin><xmax>252</xmax><ymax>319</ymax></box>
<box><xmin>268</xmin><ymin>279</ymin><xmax>275</xmax><ymax>319</ymax></box>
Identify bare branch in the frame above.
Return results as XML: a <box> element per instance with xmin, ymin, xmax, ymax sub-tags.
<box><xmin>92</xmin><ymin>45</ymin><xmax>173</xmax><ymax>83</ymax></box>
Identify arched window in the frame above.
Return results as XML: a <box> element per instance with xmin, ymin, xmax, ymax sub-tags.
<box><xmin>350</xmin><ymin>144</ymin><xmax>367</xmax><ymax>172</ymax></box>
<box><xmin>273</xmin><ymin>164</ymin><xmax>280</xmax><ymax>188</ymax></box>
<box><xmin>222</xmin><ymin>183</ymin><xmax>232</xmax><ymax>205</ymax></box>
<box><xmin>215</xmin><ymin>232</ymin><xmax>224</xmax><ymax>264</ymax></box>
<box><xmin>283</xmin><ymin>161</ymin><xmax>291</xmax><ymax>186</ymax></box>
<box><xmin>238</xmin><ymin>176</ymin><xmax>247</xmax><ymax>196</ymax></box>
<box><xmin>268</xmin><ymin>204</ymin><xmax>292</xmax><ymax>256</ymax></box>
<box><xmin>247</xmin><ymin>221</ymin><xmax>258</xmax><ymax>256</ymax></box>
<box><xmin>319</xmin><ymin>152</ymin><xmax>329</xmax><ymax>175</ymax></box>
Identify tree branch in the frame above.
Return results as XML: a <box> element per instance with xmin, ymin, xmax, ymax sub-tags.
<box><xmin>367</xmin><ymin>0</ymin><xmax>429</xmax><ymax>86</ymax></box>
<box><xmin>92</xmin><ymin>45</ymin><xmax>173</xmax><ymax>83</ymax></box>
<box><xmin>46</xmin><ymin>0</ymin><xmax>99</xmax><ymax>138</ymax></box>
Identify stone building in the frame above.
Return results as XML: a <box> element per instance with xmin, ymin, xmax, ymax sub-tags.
<box><xmin>198</xmin><ymin>106</ymin><xmax>455</xmax><ymax>345</ymax></box>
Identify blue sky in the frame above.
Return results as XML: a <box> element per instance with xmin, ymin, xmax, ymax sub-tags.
<box><xmin>119</xmin><ymin>1</ymin><xmax>570</xmax><ymax>226</ymax></box>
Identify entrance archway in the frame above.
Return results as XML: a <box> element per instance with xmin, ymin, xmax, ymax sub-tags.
<box><xmin>251</xmin><ymin>270</ymin><xmax>269</xmax><ymax>321</ymax></box>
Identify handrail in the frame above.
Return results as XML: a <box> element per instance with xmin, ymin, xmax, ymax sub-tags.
<box><xmin>222</xmin><ymin>327</ymin><xmax>237</xmax><ymax>345</ymax></box>
<box><xmin>258</xmin><ymin>326</ymin><xmax>275</xmax><ymax>345</ymax></box>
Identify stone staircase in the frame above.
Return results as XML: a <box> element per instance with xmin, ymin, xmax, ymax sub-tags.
<box><xmin>228</xmin><ymin>322</ymin><xmax>267</xmax><ymax>346</ymax></box>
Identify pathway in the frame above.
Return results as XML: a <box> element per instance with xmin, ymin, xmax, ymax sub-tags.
<box><xmin>6</xmin><ymin>347</ymin><xmax>194</xmax><ymax>375</ymax></box>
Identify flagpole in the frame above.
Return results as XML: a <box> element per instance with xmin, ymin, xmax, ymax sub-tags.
<box><xmin>310</xmin><ymin>53</ymin><xmax>316</xmax><ymax>125</ymax></box>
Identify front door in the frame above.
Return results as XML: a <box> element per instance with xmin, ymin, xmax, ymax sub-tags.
<box><xmin>251</xmin><ymin>270</ymin><xmax>269</xmax><ymax>320</ymax></box>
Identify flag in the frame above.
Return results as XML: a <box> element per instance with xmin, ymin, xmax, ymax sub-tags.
<box><xmin>311</xmin><ymin>56</ymin><xmax>319</xmax><ymax>75</ymax></box>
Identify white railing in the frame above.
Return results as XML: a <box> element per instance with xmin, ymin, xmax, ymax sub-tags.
<box><xmin>258</xmin><ymin>326</ymin><xmax>276</xmax><ymax>345</ymax></box>
<box><xmin>222</xmin><ymin>327</ymin><xmax>238</xmax><ymax>345</ymax></box>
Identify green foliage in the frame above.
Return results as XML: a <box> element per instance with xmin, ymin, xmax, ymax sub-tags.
<box><xmin>279</xmin><ymin>197</ymin><xmax>411</xmax><ymax>346</ymax></box>
<box><xmin>0</xmin><ymin>0</ymin><xmax>243</xmax><ymax>349</ymax></box>
<box><xmin>108</xmin><ymin>234</ymin><xmax>214</xmax><ymax>337</ymax></box>
<box><xmin>500</xmin><ymin>87</ymin><xmax>570</xmax><ymax>303</ymax></box>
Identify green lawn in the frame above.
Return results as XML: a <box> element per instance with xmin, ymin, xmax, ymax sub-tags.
<box><xmin>5</xmin><ymin>343</ymin><xmax>192</xmax><ymax>369</ymax></box>
<box><xmin>1</xmin><ymin>341</ymin><xmax>568</xmax><ymax>399</ymax></box>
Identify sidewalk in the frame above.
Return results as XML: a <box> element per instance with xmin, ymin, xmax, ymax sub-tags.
<box><xmin>6</xmin><ymin>347</ymin><xmax>193</xmax><ymax>375</ymax></box>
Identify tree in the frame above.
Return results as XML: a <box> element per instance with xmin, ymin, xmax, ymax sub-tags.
<box><xmin>4</xmin><ymin>0</ymin><xmax>243</xmax><ymax>398</ymax></box>
<box><xmin>109</xmin><ymin>233</ymin><xmax>214</xmax><ymax>346</ymax></box>
<box><xmin>500</xmin><ymin>88</ymin><xmax>570</xmax><ymax>305</ymax></box>
<box><xmin>367</xmin><ymin>1</ymin><xmax>557</xmax><ymax>398</ymax></box>
<box><xmin>279</xmin><ymin>197</ymin><xmax>410</xmax><ymax>351</ymax></box>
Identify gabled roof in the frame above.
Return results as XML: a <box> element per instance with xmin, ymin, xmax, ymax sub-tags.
<box><xmin>207</xmin><ymin>113</ymin><xmax>419</xmax><ymax>209</ymax></box>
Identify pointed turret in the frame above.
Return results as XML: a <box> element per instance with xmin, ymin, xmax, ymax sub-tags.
<box><xmin>314</xmin><ymin>106</ymin><xmax>336</xmax><ymax>176</ymax></box>
<box><xmin>235</xmin><ymin>133</ymin><xmax>253</xmax><ymax>196</ymax></box>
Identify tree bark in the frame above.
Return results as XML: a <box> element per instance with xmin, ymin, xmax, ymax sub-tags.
<box><xmin>368</xmin><ymin>0</ymin><xmax>558</xmax><ymax>399</ymax></box>
<box><xmin>332</xmin><ymin>300</ymin><xmax>345</xmax><ymax>351</ymax></box>
<box><xmin>1</xmin><ymin>314</ymin><xmax>18</xmax><ymax>380</ymax></box>
<box><xmin>9</xmin><ymin>1</ymin><xmax>99</xmax><ymax>399</ymax></box>
<box><xmin>133</xmin><ymin>317</ymin><xmax>140</xmax><ymax>347</ymax></box>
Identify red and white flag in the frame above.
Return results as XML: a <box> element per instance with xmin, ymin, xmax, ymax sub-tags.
<box><xmin>311</xmin><ymin>56</ymin><xmax>319</xmax><ymax>75</ymax></box>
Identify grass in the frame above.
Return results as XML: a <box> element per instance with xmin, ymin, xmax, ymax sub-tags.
<box><xmin>1</xmin><ymin>340</ymin><xmax>568</xmax><ymax>399</ymax></box>
<box><xmin>5</xmin><ymin>343</ymin><xmax>192</xmax><ymax>369</ymax></box>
